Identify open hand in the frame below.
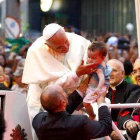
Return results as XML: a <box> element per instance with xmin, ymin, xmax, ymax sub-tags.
<box><xmin>126</xmin><ymin>120</ymin><xmax>140</xmax><ymax>136</ymax></box>
<box><xmin>76</xmin><ymin>60</ymin><xmax>98</xmax><ymax>77</ymax></box>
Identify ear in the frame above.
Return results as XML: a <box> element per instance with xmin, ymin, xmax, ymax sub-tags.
<box><xmin>46</xmin><ymin>42</ymin><xmax>50</xmax><ymax>48</ymax></box>
<box><xmin>47</xmin><ymin>45</ymin><xmax>50</xmax><ymax>48</ymax></box>
<box><xmin>62</xmin><ymin>99</ymin><xmax>68</xmax><ymax>107</ymax></box>
<box><xmin>59</xmin><ymin>99</ymin><xmax>67</xmax><ymax>109</ymax></box>
<box><xmin>122</xmin><ymin>71</ymin><xmax>125</xmax><ymax>77</ymax></box>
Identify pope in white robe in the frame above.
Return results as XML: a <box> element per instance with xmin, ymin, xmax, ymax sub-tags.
<box><xmin>22</xmin><ymin>23</ymin><xmax>94</xmax><ymax>123</ymax></box>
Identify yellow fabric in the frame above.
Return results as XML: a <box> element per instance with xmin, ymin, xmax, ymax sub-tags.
<box><xmin>131</xmin><ymin>75</ymin><xmax>137</xmax><ymax>84</ymax></box>
<box><xmin>3</xmin><ymin>81</ymin><xmax>8</xmax><ymax>87</ymax></box>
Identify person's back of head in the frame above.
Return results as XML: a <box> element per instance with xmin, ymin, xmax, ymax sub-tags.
<box><xmin>106</xmin><ymin>36</ymin><xmax>118</xmax><ymax>47</ymax></box>
<box><xmin>118</xmin><ymin>36</ymin><xmax>130</xmax><ymax>50</ymax></box>
<box><xmin>123</xmin><ymin>60</ymin><xmax>133</xmax><ymax>76</ymax></box>
<box><xmin>40</xmin><ymin>85</ymin><xmax>68</xmax><ymax>113</ymax></box>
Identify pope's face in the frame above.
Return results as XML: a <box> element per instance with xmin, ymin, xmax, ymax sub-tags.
<box><xmin>46</xmin><ymin>29</ymin><xmax>70</xmax><ymax>54</ymax></box>
<box><xmin>133</xmin><ymin>60</ymin><xmax>140</xmax><ymax>86</ymax></box>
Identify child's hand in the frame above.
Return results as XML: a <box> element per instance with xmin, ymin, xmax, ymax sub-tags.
<box><xmin>76</xmin><ymin>60</ymin><xmax>98</xmax><ymax>77</ymax></box>
<box><xmin>97</xmin><ymin>88</ymin><xmax>108</xmax><ymax>105</ymax></box>
<box><xmin>93</xmin><ymin>88</ymin><xmax>100</xmax><ymax>96</ymax></box>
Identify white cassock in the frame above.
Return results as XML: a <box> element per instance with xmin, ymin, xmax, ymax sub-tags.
<box><xmin>22</xmin><ymin>32</ymin><xmax>90</xmax><ymax>139</ymax></box>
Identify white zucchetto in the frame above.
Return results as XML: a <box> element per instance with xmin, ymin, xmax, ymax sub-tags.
<box><xmin>43</xmin><ymin>23</ymin><xmax>64</xmax><ymax>40</ymax></box>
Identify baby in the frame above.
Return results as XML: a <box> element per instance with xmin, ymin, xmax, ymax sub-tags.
<box><xmin>83</xmin><ymin>41</ymin><xmax>112</xmax><ymax>120</ymax></box>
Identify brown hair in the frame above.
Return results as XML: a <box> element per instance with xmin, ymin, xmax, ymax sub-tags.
<box><xmin>88</xmin><ymin>41</ymin><xmax>107</xmax><ymax>57</ymax></box>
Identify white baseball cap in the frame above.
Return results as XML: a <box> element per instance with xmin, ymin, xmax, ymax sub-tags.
<box><xmin>107</xmin><ymin>36</ymin><xmax>118</xmax><ymax>47</ymax></box>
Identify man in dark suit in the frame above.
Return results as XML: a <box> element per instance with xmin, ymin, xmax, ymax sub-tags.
<box><xmin>106</xmin><ymin>59</ymin><xmax>140</xmax><ymax>139</ymax></box>
<box><xmin>32</xmin><ymin>84</ymin><xmax>112</xmax><ymax>140</ymax></box>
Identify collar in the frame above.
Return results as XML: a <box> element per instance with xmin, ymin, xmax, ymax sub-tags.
<box><xmin>115</xmin><ymin>80</ymin><xmax>126</xmax><ymax>90</ymax></box>
<box><xmin>116</xmin><ymin>80</ymin><xmax>123</xmax><ymax>87</ymax></box>
<box><xmin>110</xmin><ymin>80</ymin><xmax>126</xmax><ymax>90</ymax></box>
<box><xmin>110</xmin><ymin>80</ymin><xmax>124</xmax><ymax>90</ymax></box>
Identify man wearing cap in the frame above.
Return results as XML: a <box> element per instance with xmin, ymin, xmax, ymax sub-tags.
<box><xmin>22</xmin><ymin>23</ymin><xmax>98</xmax><ymax>138</ymax></box>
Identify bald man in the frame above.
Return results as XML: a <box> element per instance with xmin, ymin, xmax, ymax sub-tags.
<box><xmin>133</xmin><ymin>58</ymin><xmax>140</xmax><ymax>86</ymax></box>
<box><xmin>106</xmin><ymin>59</ymin><xmax>140</xmax><ymax>140</ymax></box>
<box><xmin>32</xmin><ymin>85</ymin><xmax>112</xmax><ymax>140</ymax></box>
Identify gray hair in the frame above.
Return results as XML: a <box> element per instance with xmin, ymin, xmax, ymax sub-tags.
<box><xmin>107</xmin><ymin>59</ymin><xmax>124</xmax><ymax>71</ymax></box>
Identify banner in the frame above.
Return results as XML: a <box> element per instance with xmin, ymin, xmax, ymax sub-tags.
<box><xmin>0</xmin><ymin>91</ymin><xmax>33</xmax><ymax>140</ymax></box>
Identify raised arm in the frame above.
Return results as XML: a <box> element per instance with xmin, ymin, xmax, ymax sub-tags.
<box><xmin>55</xmin><ymin>62</ymin><xmax>98</xmax><ymax>90</ymax></box>
<box><xmin>96</xmin><ymin>68</ymin><xmax>105</xmax><ymax>90</ymax></box>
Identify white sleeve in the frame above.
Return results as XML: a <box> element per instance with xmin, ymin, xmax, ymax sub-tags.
<box><xmin>98</xmin><ymin>103</ymin><xmax>107</xmax><ymax>108</ymax></box>
<box><xmin>55</xmin><ymin>71</ymin><xmax>79</xmax><ymax>89</ymax></box>
<box><xmin>123</xmin><ymin>119</ymin><xmax>133</xmax><ymax>129</ymax></box>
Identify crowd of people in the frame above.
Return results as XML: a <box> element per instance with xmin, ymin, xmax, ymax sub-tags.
<box><xmin>0</xmin><ymin>23</ymin><xmax>140</xmax><ymax>140</ymax></box>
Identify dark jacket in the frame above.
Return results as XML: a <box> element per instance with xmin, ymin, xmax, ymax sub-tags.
<box><xmin>107</xmin><ymin>80</ymin><xmax>140</xmax><ymax>129</ymax></box>
<box><xmin>33</xmin><ymin>91</ymin><xmax>112</xmax><ymax>140</ymax></box>
<box><xmin>33</xmin><ymin>106</ymin><xmax>112</xmax><ymax>140</ymax></box>
<box><xmin>0</xmin><ymin>83</ymin><xmax>9</xmax><ymax>90</ymax></box>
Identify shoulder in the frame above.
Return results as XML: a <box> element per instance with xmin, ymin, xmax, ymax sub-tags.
<box><xmin>32</xmin><ymin>112</ymin><xmax>47</xmax><ymax>128</ymax></box>
<box><xmin>96</xmin><ymin>65</ymin><xmax>105</xmax><ymax>74</ymax></box>
<box><xmin>126</xmin><ymin>82</ymin><xmax>140</xmax><ymax>91</ymax></box>
<box><xmin>65</xmin><ymin>114</ymin><xmax>90</xmax><ymax>127</ymax></box>
<box><xmin>66</xmin><ymin>114</ymin><xmax>89</xmax><ymax>123</ymax></box>
<box><xmin>28</xmin><ymin>36</ymin><xmax>46</xmax><ymax>52</ymax></box>
<box><xmin>97</xmin><ymin>65</ymin><xmax>104</xmax><ymax>70</ymax></box>
<box><xmin>124</xmin><ymin>82</ymin><xmax>140</xmax><ymax>102</ymax></box>
<box><xmin>0</xmin><ymin>83</ymin><xmax>9</xmax><ymax>90</ymax></box>
<box><xmin>33</xmin><ymin>112</ymin><xmax>47</xmax><ymax>120</ymax></box>
<box><xmin>66</xmin><ymin>32</ymin><xmax>90</xmax><ymax>44</ymax></box>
